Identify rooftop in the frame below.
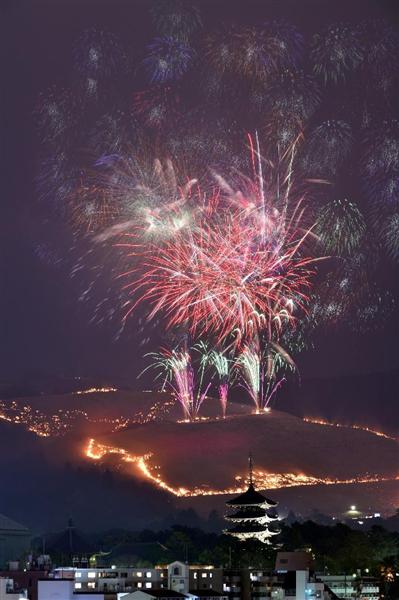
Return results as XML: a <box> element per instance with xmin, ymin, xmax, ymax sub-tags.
<box><xmin>139</xmin><ymin>591</ymin><xmax>187</xmax><ymax>598</ymax></box>
<box><xmin>189</xmin><ymin>591</ymin><xmax>226</xmax><ymax>597</ymax></box>
<box><xmin>0</xmin><ymin>514</ymin><xmax>29</xmax><ymax>533</ymax></box>
<box><xmin>226</xmin><ymin>484</ymin><xmax>277</xmax><ymax>508</ymax></box>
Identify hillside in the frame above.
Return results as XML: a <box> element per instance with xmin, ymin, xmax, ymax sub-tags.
<box><xmin>2</xmin><ymin>386</ymin><xmax>399</xmax><ymax>530</ymax></box>
<box><xmin>89</xmin><ymin>408</ymin><xmax>399</xmax><ymax>493</ymax></box>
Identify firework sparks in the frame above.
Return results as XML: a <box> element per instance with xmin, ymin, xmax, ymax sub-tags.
<box><xmin>118</xmin><ymin>140</ymin><xmax>319</xmax><ymax>348</ymax></box>
<box><xmin>236</xmin><ymin>341</ymin><xmax>293</xmax><ymax>413</ymax></box>
<box><xmin>143</xmin><ymin>347</ymin><xmax>210</xmax><ymax>421</ymax></box>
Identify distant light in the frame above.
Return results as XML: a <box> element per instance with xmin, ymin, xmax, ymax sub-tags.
<box><xmin>350</xmin><ymin>505</ymin><xmax>356</xmax><ymax>511</ymax></box>
<box><xmin>111</xmin><ymin>565</ymin><xmax>116</xmax><ymax>570</ymax></box>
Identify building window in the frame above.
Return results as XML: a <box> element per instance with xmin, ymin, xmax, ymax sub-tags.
<box><xmin>75</xmin><ymin>583</ymin><xmax>82</xmax><ymax>590</ymax></box>
<box><xmin>137</xmin><ymin>572</ymin><xmax>143</xmax><ymax>577</ymax></box>
<box><xmin>146</xmin><ymin>572</ymin><xmax>152</xmax><ymax>579</ymax></box>
<box><xmin>88</xmin><ymin>572</ymin><xmax>96</xmax><ymax>579</ymax></box>
<box><xmin>194</xmin><ymin>573</ymin><xmax>198</xmax><ymax>579</ymax></box>
<box><xmin>137</xmin><ymin>583</ymin><xmax>142</xmax><ymax>589</ymax></box>
<box><xmin>146</xmin><ymin>583</ymin><xmax>152</xmax><ymax>589</ymax></box>
<box><xmin>174</xmin><ymin>568</ymin><xmax>180</xmax><ymax>576</ymax></box>
<box><xmin>202</xmin><ymin>573</ymin><xmax>207</xmax><ymax>579</ymax></box>
<box><xmin>75</xmin><ymin>573</ymin><xmax>82</xmax><ymax>579</ymax></box>
<box><xmin>88</xmin><ymin>583</ymin><xmax>95</xmax><ymax>589</ymax></box>
<box><xmin>209</xmin><ymin>574</ymin><xmax>213</xmax><ymax>579</ymax></box>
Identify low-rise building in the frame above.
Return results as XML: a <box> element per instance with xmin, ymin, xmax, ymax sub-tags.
<box><xmin>0</xmin><ymin>577</ymin><xmax>27</xmax><ymax>600</ymax></box>
<box><xmin>318</xmin><ymin>574</ymin><xmax>380</xmax><ymax>600</ymax></box>
<box><xmin>36</xmin><ymin>557</ymin><xmax>381</xmax><ymax>600</ymax></box>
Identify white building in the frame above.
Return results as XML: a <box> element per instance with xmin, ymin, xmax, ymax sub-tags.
<box><xmin>37</xmin><ymin>558</ymin><xmax>381</xmax><ymax>600</ymax></box>
<box><xmin>38</xmin><ymin>579</ymin><xmax>103</xmax><ymax>600</ymax></box>
<box><xmin>318</xmin><ymin>574</ymin><xmax>380</xmax><ymax>600</ymax></box>
<box><xmin>0</xmin><ymin>577</ymin><xmax>27</xmax><ymax>600</ymax></box>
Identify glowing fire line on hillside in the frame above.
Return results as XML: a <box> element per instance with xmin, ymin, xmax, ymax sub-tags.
<box><xmin>85</xmin><ymin>438</ymin><xmax>399</xmax><ymax>498</ymax></box>
<box><xmin>302</xmin><ymin>417</ymin><xmax>397</xmax><ymax>441</ymax></box>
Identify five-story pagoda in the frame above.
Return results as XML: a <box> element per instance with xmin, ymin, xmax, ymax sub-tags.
<box><xmin>225</xmin><ymin>455</ymin><xmax>280</xmax><ymax>545</ymax></box>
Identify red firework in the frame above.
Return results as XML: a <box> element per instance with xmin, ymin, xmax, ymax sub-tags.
<box><xmin>118</xmin><ymin>202</ymin><xmax>316</xmax><ymax>345</ymax></box>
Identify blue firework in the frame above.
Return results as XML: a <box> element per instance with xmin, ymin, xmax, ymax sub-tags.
<box><xmin>143</xmin><ymin>36</ymin><xmax>195</xmax><ymax>83</ymax></box>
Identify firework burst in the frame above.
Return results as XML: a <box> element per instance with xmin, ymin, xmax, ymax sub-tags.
<box><xmin>150</xmin><ymin>0</ymin><xmax>202</xmax><ymax>39</ymax></box>
<box><xmin>120</xmin><ymin>204</ymin><xmax>316</xmax><ymax>345</ymax></box>
<box><xmin>316</xmin><ymin>197</ymin><xmax>366</xmax><ymax>256</ymax></box>
<box><xmin>311</xmin><ymin>24</ymin><xmax>364</xmax><ymax>84</ymax></box>
<box><xmin>302</xmin><ymin>120</ymin><xmax>353</xmax><ymax>178</ymax></box>
<box><xmin>143</xmin><ymin>37</ymin><xmax>195</xmax><ymax>83</ymax></box>
<box><xmin>268</xmin><ymin>69</ymin><xmax>320</xmax><ymax>122</ymax></box>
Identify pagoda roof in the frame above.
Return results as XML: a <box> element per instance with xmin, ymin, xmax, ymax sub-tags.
<box><xmin>226</xmin><ymin>484</ymin><xmax>277</xmax><ymax>507</ymax></box>
<box><xmin>226</xmin><ymin>522</ymin><xmax>267</xmax><ymax>534</ymax></box>
<box><xmin>266</xmin><ymin>509</ymin><xmax>279</xmax><ymax>520</ymax></box>
<box><xmin>268</xmin><ymin>523</ymin><xmax>282</xmax><ymax>535</ymax></box>
<box><xmin>226</xmin><ymin>506</ymin><xmax>266</xmax><ymax>520</ymax></box>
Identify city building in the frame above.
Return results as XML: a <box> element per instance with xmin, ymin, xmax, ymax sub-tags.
<box><xmin>318</xmin><ymin>574</ymin><xmax>380</xmax><ymax>600</ymax></box>
<box><xmin>0</xmin><ymin>516</ymin><xmax>31</xmax><ymax>570</ymax></box>
<box><xmin>0</xmin><ymin>577</ymin><xmax>27</xmax><ymax>600</ymax></box>
<box><xmin>30</xmin><ymin>555</ymin><xmax>382</xmax><ymax>600</ymax></box>
<box><xmin>0</xmin><ymin>571</ymin><xmax>49</xmax><ymax>600</ymax></box>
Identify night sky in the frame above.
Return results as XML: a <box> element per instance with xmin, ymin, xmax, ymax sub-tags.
<box><xmin>2</xmin><ymin>0</ymin><xmax>399</xmax><ymax>391</ymax></box>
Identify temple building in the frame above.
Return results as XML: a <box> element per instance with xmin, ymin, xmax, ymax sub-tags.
<box><xmin>225</xmin><ymin>456</ymin><xmax>280</xmax><ymax>545</ymax></box>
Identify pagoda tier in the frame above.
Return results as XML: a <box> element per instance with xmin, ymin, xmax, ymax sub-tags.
<box><xmin>224</xmin><ymin>456</ymin><xmax>280</xmax><ymax>546</ymax></box>
<box><xmin>226</xmin><ymin>483</ymin><xmax>277</xmax><ymax>509</ymax></box>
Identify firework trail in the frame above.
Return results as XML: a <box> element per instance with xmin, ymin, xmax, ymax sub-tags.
<box><xmin>210</xmin><ymin>349</ymin><xmax>231</xmax><ymax>418</ymax></box>
<box><xmin>144</xmin><ymin>347</ymin><xmax>210</xmax><ymax>421</ymax></box>
<box><xmin>236</xmin><ymin>340</ymin><xmax>293</xmax><ymax>413</ymax></box>
<box><xmin>194</xmin><ymin>342</ymin><xmax>232</xmax><ymax>418</ymax></box>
